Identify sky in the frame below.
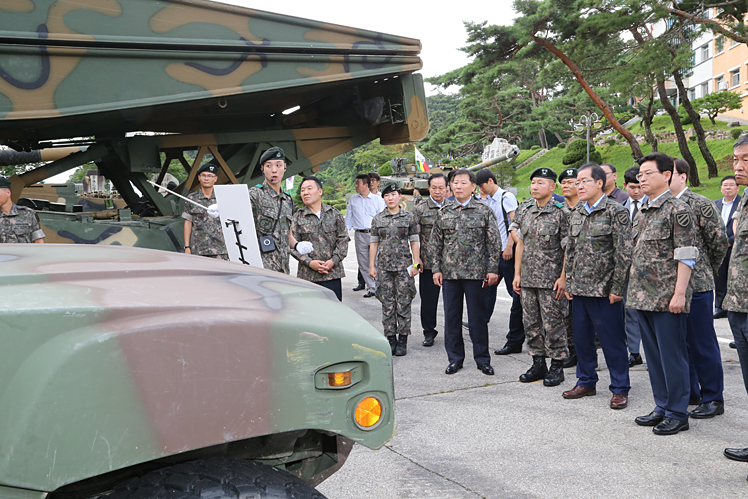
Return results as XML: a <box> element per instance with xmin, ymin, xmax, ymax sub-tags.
<box><xmin>223</xmin><ymin>0</ymin><xmax>517</xmax><ymax>95</ymax></box>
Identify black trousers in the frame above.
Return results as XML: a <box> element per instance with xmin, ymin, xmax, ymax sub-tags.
<box><xmin>486</xmin><ymin>256</ymin><xmax>525</xmax><ymax>348</ymax></box>
<box><xmin>714</xmin><ymin>246</ymin><xmax>731</xmax><ymax>311</ymax></box>
<box><xmin>317</xmin><ymin>278</ymin><xmax>342</xmax><ymax>301</ymax></box>
<box><xmin>443</xmin><ymin>279</ymin><xmax>490</xmax><ymax>366</ymax></box>
<box><xmin>419</xmin><ymin>269</ymin><xmax>441</xmax><ymax>337</ymax></box>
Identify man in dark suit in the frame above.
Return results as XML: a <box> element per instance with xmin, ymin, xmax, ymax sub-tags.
<box><xmin>715</xmin><ymin>175</ymin><xmax>741</xmax><ymax>319</ymax></box>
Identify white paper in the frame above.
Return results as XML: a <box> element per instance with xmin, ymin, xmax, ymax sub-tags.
<box><xmin>214</xmin><ymin>184</ymin><xmax>264</xmax><ymax>268</ymax></box>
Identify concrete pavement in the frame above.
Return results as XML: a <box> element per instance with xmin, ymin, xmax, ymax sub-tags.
<box><xmin>295</xmin><ymin>234</ymin><xmax>748</xmax><ymax>498</ymax></box>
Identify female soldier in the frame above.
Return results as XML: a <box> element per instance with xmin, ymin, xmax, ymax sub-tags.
<box><xmin>369</xmin><ymin>183</ymin><xmax>421</xmax><ymax>356</ymax></box>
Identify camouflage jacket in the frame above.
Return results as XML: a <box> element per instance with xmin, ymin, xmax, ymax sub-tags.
<box><xmin>724</xmin><ymin>190</ymin><xmax>748</xmax><ymax>312</ymax></box>
<box><xmin>370</xmin><ymin>209</ymin><xmax>419</xmax><ymax>272</ymax></box>
<box><xmin>412</xmin><ymin>197</ymin><xmax>443</xmax><ymax>269</ymax></box>
<box><xmin>511</xmin><ymin>198</ymin><xmax>570</xmax><ymax>289</ymax></box>
<box><xmin>290</xmin><ymin>203</ymin><xmax>349</xmax><ymax>282</ymax></box>
<box><xmin>249</xmin><ymin>180</ymin><xmax>294</xmax><ymax>274</ymax></box>
<box><xmin>181</xmin><ymin>189</ymin><xmax>227</xmax><ymax>256</ymax></box>
<box><xmin>429</xmin><ymin>198</ymin><xmax>501</xmax><ymax>280</ymax></box>
<box><xmin>565</xmin><ymin>196</ymin><xmax>633</xmax><ymax>298</ymax></box>
<box><xmin>678</xmin><ymin>188</ymin><xmax>728</xmax><ymax>293</ymax></box>
<box><xmin>0</xmin><ymin>204</ymin><xmax>45</xmax><ymax>243</ymax></box>
<box><xmin>626</xmin><ymin>191</ymin><xmax>697</xmax><ymax>313</ymax></box>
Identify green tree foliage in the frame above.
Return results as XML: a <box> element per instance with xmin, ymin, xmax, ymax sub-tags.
<box><xmin>691</xmin><ymin>91</ymin><xmax>743</xmax><ymax>124</ymax></box>
<box><xmin>562</xmin><ymin>139</ymin><xmax>602</xmax><ymax>168</ymax></box>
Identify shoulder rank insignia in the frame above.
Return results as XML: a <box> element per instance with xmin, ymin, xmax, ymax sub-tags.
<box><xmin>617</xmin><ymin>211</ymin><xmax>629</xmax><ymax>225</ymax></box>
<box><xmin>700</xmin><ymin>203</ymin><xmax>715</xmax><ymax>219</ymax></box>
<box><xmin>675</xmin><ymin>211</ymin><xmax>692</xmax><ymax>228</ymax></box>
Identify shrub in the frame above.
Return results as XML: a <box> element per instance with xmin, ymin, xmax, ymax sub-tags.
<box><xmin>688</xmin><ymin>135</ymin><xmax>696</xmax><ymax>141</ymax></box>
<box><xmin>562</xmin><ymin>139</ymin><xmax>602</xmax><ymax>168</ymax></box>
<box><xmin>557</xmin><ymin>143</ymin><xmax>566</xmax><ymax>149</ymax></box>
<box><xmin>680</xmin><ymin>115</ymin><xmax>692</xmax><ymax>125</ymax></box>
<box><xmin>605</xmin><ymin>138</ymin><xmax>616</xmax><ymax>146</ymax></box>
<box><xmin>530</xmin><ymin>145</ymin><xmax>541</xmax><ymax>151</ymax></box>
<box><xmin>732</xmin><ymin>128</ymin><xmax>743</xmax><ymax>140</ymax></box>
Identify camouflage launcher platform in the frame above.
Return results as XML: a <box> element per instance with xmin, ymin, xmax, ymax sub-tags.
<box><xmin>0</xmin><ymin>244</ymin><xmax>395</xmax><ymax>499</ymax></box>
<box><xmin>0</xmin><ymin>0</ymin><xmax>428</xmax><ymax>249</ymax></box>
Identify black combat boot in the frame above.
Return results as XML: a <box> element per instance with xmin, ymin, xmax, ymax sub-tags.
<box><xmin>543</xmin><ymin>359</ymin><xmax>566</xmax><ymax>386</ymax></box>
<box><xmin>387</xmin><ymin>335</ymin><xmax>397</xmax><ymax>355</ymax></box>
<box><xmin>395</xmin><ymin>335</ymin><xmax>408</xmax><ymax>356</ymax></box>
<box><xmin>563</xmin><ymin>347</ymin><xmax>577</xmax><ymax>368</ymax></box>
<box><xmin>519</xmin><ymin>356</ymin><xmax>548</xmax><ymax>383</ymax></box>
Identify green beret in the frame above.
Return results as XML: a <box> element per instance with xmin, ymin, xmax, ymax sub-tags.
<box><xmin>197</xmin><ymin>163</ymin><xmax>219</xmax><ymax>175</ymax></box>
<box><xmin>260</xmin><ymin>147</ymin><xmax>285</xmax><ymax>165</ymax></box>
<box><xmin>558</xmin><ymin>168</ymin><xmax>578</xmax><ymax>182</ymax></box>
<box><xmin>530</xmin><ymin>167</ymin><xmax>557</xmax><ymax>182</ymax></box>
<box><xmin>381</xmin><ymin>182</ymin><xmax>401</xmax><ymax>196</ymax></box>
<box><xmin>0</xmin><ymin>177</ymin><xmax>10</xmax><ymax>189</ymax></box>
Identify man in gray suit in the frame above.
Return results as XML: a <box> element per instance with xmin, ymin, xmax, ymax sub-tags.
<box><xmin>715</xmin><ymin>175</ymin><xmax>741</xmax><ymax>319</ymax></box>
<box><xmin>622</xmin><ymin>166</ymin><xmax>648</xmax><ymax>367</ymax></box>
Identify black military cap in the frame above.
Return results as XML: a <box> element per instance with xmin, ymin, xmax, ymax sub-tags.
<box><xmin>0</xmin><ymin>177</ymin><xmax>10</xmax><ymax>189</ymax></box>
<box><xmin>197</xmin><ymin>163</ymin><xmax>219</xmax><ymax>175</ymax></box>
<box><xmin>260</xmin><ymin>146</ymin><xmax>285</xmax><ymax>165</ymax></box>
<box><xmin>530</xmin><ymin>167</ymin><xmax>557</xmax><ymax>182</ymax></box>
<box><xmin>558</xmin><ymin>168</ymin><xmax>578</xmax><ymax>182</ymax></box>
<box><xmin>381</xmin><ymin>182</ymin><xmax>401</xmax><ymax>196</ymax></box>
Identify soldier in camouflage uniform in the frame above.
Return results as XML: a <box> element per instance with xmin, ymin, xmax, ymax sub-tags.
<box><xmin>369</xmin><ymin>183</ymin><xmax>421</xmax><ymax>356</ymax></box>
<box><xmin>510</xmin><ymin>167</ymin><xmax>570</xmax><ymax>387</ymax></box>
<box><xmin>290</xmin><ymin>176</ymin><xmax>349</xmax><ymax>301</ymax></box>
<box><xmin>562</xmin><ymin>163</ymin><xmax>633</xmax><ymax>409</ymax></box>
<box><xmin>670</xmin><ymin>158</ymin><xmax>728</xmax><ymax>420</ymax></box>
<box><xmin>558</xmin><ymin>167</ymin><xmax>579</xmax><ymax>368</ymax></box>
<box><xmin>182</xmin><ymin>163</ymin><xmax>228</xmax><ymax>259</ymax></box>
<box><xmin>412</xmin><ymin>173</ymin><xmax>447</xmax><ymax>347</ymax></box>
<box><xmin>723</xmin><ymin>134</ymin><xmax>748</xmax><ymax>465</ymax></box>
<box><xmin>249</xmin><ymin>147</ymin><xmax>297</xmax><ymax>274</ymax></box>
<box><xmin>430</xmin><ymin>169</ymin><xmax>501</xmax><ymax>375</ymax></box>
<box><xmin>628</xmin><ymin>152</ymin><xmax>698</xmax><ymax>436</ymax></box>
<box><xmin>0</xmin><ymin>177</ymin><xmax>45</xmax><ymax>243</ymax></box>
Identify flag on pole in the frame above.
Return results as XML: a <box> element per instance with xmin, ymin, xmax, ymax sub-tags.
<box><xmin>415</xmin><ymin>146</ymin><xmax>430</xmax><ymax>172</ymax></box>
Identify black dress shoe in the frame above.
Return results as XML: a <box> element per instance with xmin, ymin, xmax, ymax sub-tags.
<box><xmin>477</xmin><ymin>364</ymin><xmax>495</xmax><ymax>375</ymax></box>
<box><xmin>445</xmin><ymin>363</ymin><xmax>463</xmax><ymax>375</ymax></box>
<box><xmin>422</xmin><ymin>336</ymin><xmax>435</xmax><ymax>347</ymax></box>
<box><xmin>724</xmin><ymin>447</ymin><xmax>748</xmax><ymax>462</ymax></box>
<box><xmin>363</xmin><ymin>291</ymin><xmax>375</xmax><ymax>298</ymax></box>
<box><xmin>653</xmin><ymin>417</ymin><xmax>689</xmax><ymax>435</ymax></box>
<box><xmin>714</xmin><ymin>310</ymin><xmax>728</xmax><ymax>319</ymax></box>
<box><xmin>494</xmin><ymin>344</ymin><xmax>522</xmax><ymax>355</ymax></box>
<box><xmin>635</xmin><ymin>411</ymin><xmax>665</xmax><ymax>427</ymax></box>
<box><xmin>730</xmin><ymin>341</ymin><xmax>737</xmax><ymax>349</ymax></box>
<box><xmin>562</xmin><ymin>352</ymin><xmax>577</xmax><ymax>368</ymax></box>
<box><xmin>352</xmin><ymin>284</ymin><xmax>365</xmax><ymax>291</ymax></box>
<box><xmin>690</xmin><ymin>401</ymin><xmax>725</xmax><ymax>419</ymax></box>
<box><xmin>628</xmin><ymin>353</ymin><xmax>643</xmax><ymax>367</ymax></box>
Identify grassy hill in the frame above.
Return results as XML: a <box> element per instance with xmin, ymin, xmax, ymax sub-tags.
<box><xmin>512</xmin><ymin>129</ymin><xmax>738</xmax><ymax>202</ymax></box>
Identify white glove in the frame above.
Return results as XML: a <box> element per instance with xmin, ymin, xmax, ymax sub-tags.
<box><xmin>296</xmin><ymin>241</ymin><xmax>314</xmax><ymax>254</ymax></box>
<box><xmin>207</xmin><ymin>204</ymin><xmax>220</xmax><ymax>219</ymax></box>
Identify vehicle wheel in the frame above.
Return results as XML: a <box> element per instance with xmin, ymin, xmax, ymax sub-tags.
<box><xmin>97</xmin><ymin>457</ymin><xmax>327</xmax><ymax>499</ymax></box>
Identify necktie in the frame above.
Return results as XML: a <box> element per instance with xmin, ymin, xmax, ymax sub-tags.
<box><xmin>631</xmin><ymin>200</ymin><xmax>639</xmax><ymax>221</ymax></box>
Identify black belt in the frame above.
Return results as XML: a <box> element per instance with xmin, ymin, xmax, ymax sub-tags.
<box><xmin>355</xmin><ymin>229</ymin><xmax>370</xmax><ymax>233</ymax></box>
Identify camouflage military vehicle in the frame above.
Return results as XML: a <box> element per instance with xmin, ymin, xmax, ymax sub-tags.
<box><xmin>0</xmin><ymin>243</ymin><xmax>395</xmax><ymax>499</ymax></box>
<box><xmin>0</xmin><ymin>0</ymin><xmax>428</xmax><ymax>249</ymax></box>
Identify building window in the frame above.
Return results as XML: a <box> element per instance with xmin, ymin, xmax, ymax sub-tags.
<box><xmin>701</xmin><ymin>44</ymin><xmax>710</xmax><ymax>61</ymax></box>
<box><xmin>690</xmin><ymin>88</ymin><xmax>696</xmax><ymax>100</ymax></box>
<box><xmin>716</xmin><ymin>75</ymin><xmax>724</xmax><ymax>91</ymax></box>
<box><xmin>732</xmin><ymin>69</ymin><xmax>740</xmax><ymax>87</ymax></box>
<box><xmin>701</xmin><ymin>82</ymin><xmax>709</xmax><ymax>96</ymax></box>
<box><xmin>716</xmin><ymin>36</ymin><xmax>724</xmax><ymax>53</ymax></box>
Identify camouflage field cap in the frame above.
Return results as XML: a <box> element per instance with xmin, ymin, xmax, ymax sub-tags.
<box><xmin>558</xmin><ymin>168</ymin><xmax>578</xmax><ymax>182</ymax></box>
<box><xmin>381</xmin><ymin>182</ymin><xmax>401</xmax><ymax>196</ymax></box>
<box><xmin>197</xmin><ymin>163</ymin><xmax>219</xmax><ymax>175</ymax></box>
<box><xmin>260</xmin><ymin>147</ymin><xmax>286</xmax><ymax>165</ymax></box>
<box><xmin>530</xmin><ymin>167</ymin><xmax>557</xmax><ymax>182</ymax></box>
<box><xmin>0</xmin><ymin>176</ymin><xmax>10</xmax><ymax>189</ymax></box>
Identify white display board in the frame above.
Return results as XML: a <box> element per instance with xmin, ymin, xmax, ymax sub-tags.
<box><xmin>214</xmin><ymin>184</ymin><xmax>264</xmax><ymax>268</ymax></box>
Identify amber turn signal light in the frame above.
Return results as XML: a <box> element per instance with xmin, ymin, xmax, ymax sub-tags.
<box><xmin>354</xmin><ymin>396</ymin><xmax>382</xmax><ymax>429</ymax></box>
<box><xmin>328</xmin><ymin>371</ymin><xmax>352</xmax><ymax>388</ymax></box>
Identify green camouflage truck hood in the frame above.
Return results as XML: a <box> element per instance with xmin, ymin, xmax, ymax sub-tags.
<box><xmin>0</xmin><ymin>245</ymin><xmax>394</xmax><ymax>493</ymax></box>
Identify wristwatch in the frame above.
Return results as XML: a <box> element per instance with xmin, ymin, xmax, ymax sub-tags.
<box><xmin>184</xmin><ymin>246</ymin><xmax>191</xmax><ymax>249</ymax></box>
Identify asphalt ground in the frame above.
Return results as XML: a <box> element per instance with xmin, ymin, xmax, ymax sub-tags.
<box><xmin>297</xmin><ymin>234</ymin><xmax>748</xmax><ymax>498</ymax></box>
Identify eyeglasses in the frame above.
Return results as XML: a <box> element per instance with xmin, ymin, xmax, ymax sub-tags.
<box><xmin>636</xmin><ymin>170</ymin><xmax>660</xmax><ymax>181</ymax></box>
<box><xmin>573</xmin><ymin>179</ymin><xmax>597</xmax><ymax>187</ymax></box>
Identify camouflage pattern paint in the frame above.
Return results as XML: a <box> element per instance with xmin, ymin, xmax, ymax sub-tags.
<box><xmin>0</xmin><ymin>244</ymin><xmax>394</xmax><ymax>492</ymax></box>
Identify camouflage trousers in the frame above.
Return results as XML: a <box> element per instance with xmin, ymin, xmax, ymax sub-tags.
<box><xmin>376</xmin><ymin>269</ymin><xmax>416</xmax><ymax>337</ymax></box>
<box><xmin>521</xmin><ymin>287</ymin><xmax>569</xmax><ymax>360</ymax></box>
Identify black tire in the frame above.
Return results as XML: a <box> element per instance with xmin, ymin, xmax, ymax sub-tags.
<box><xmin>97</xmin><ymin>457</ymin><xmax>328</xmax><ymax>499</ymax></box>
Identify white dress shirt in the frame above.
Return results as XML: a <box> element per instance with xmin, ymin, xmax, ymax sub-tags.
<box><xmin>345</xmin><ymin>193</ymin><xmax>385</xmax><ymax>230</ymax></box>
